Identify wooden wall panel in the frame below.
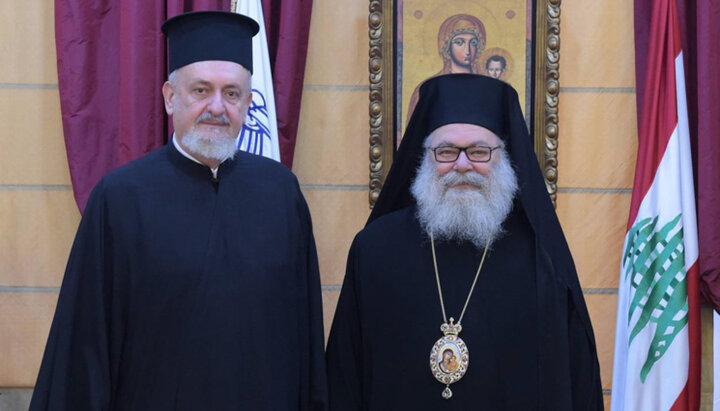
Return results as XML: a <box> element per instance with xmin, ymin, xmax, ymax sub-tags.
<box><xmin>586</xmin><ymin>294</ymin><xmax>619</xmax><ymax>391</ymax></box>
<box><xmin>559</xmin><ymin>0</ymin><xmax>641</xmax><ymax>406</ymax></box>
<box><xmin>0</xmin><ymin>292</ymin><xmax>58</xmax><ymax>387</ymax></box>
<box><xmin>0</xmin><ymin>89</ymin><xmax>68</xmax><ymax>185</ymax></box>
<box><xmin>0</xmin><ymin>0</ymin><xmax>78</xmax><ymax>391</ymax></box>
<box><xmin>294</xmin><ymin>89</ymin><xmax>369</xmax><ymax>186</ymax></box>
<box><xmin>0</xmin><ymin>2</ymin><xmax>57</xmax><ymax>84</ymax></box>
<box><xmin>557</xmin><ymin>92</ymin><xmax>638</xmax><ymax>189</ymax></box>
<box><xmin>294</xmin><ymin>0</ymin><xmax>372</xmax><ymax>309</ymax></box>
<box><xmin>303</xmin><ymin>189</ymin><xmax>369</xmax><ymax>286</ymax></box>
<box><xmin>0</xmin><ymin>190</ymin><xmax>79</xmax><ymax>287</ymax></box>
<box><xmin>556</xmin><ymin>192</ymin><xmax>630</xmax><ymax>289</ymax></box>
<box><xmin>303</xmin><ymin>0</ymin><xmax>369</xmax><ymax>86</ymax></box>
<box><xmin>560</xmin><ymin>0</ymin><xmax>635</xmax><ymax>88</ymax></box>
<box><xmin>321</xmin><ymin>289</ymin><xmax>341</xmax><ymax>344</ymax></box>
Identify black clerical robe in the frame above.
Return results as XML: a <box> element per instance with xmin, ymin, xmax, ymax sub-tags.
<box><xmin>31</xmin><ymin>144</ymin><xmax>328</xmax><ymax>410</ymax></box>
<box><xmin>326</xmin><ymin>205</ymin><xmax>602</xmax><ymax>410</ymax></box>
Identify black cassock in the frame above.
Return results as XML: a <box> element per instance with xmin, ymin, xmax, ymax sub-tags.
<box><xmin>327</xmin><ymin>74</ymin><xmax>603</xmax><ymax>411</ymax></box>
<box><xmin>30</xmin><ymin>144</ymin><xmax>328</xmax><ymax>410</ymax></box>
<box><xmin>326</xmin><ymin>205</ymin><xmax>603</xmax><ymax>410</ymax></box>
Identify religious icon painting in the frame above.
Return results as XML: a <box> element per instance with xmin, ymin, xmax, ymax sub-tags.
<box><xmin>396</xmin><ymin>0</ymin><xmax>529</xmax><ymax>139</ymax></box>
<box><xmin>479</xmin><ymin>47</ymin><xmax>514</xmax><ymax>81</ymax></box>
<box><xmin>368</xmin><ymin>0</ymin><xmax>562</xmax><ymax>208</ymax></box>
<box><xmin>438</xmin><ymin>343</ymin><xmax>462</xmax><ymax>374</ymax></box>
<box><xmin>429</xmin><ymin>334</ymin><xmax>469</xmax><ymax>398</ymax></box>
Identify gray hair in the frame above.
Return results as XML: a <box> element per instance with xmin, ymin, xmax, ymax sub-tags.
<box><xmin>168</xmin><ymin>70</ymin><xmax>178</xmax><ymax>88</ymax></box>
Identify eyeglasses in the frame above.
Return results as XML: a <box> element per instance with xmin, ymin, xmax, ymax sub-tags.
<box><xmin>428</xmin><ymin>145</ymin><xmax>503</xmax><ymax>163</ymax></box>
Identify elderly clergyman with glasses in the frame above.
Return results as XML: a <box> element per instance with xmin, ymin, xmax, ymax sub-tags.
<box><xmin>326</xmin><ymin>73</ymin><xmax>604</xmax><ymax>410</ymax></box>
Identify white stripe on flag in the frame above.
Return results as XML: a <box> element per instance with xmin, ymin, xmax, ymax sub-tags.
<box><xmin>611</xmin><ymin>50</ymin><xmax>697</xmax><ymax>411</ymax></box>
<box><xmin>235</xmin><ymin>0</ymin><xmax>281</xmax><ymax>162</ymax></box>
<box><xmin>612</xmin><ymin>126</ymin><xmax>691</xmax><ymax>411</ymax></box>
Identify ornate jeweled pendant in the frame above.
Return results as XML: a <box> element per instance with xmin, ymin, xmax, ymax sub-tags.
<box><xmin>429</xmin><ymin>318</ymin><xmax>469</xmax><ymax>399</ymax></box>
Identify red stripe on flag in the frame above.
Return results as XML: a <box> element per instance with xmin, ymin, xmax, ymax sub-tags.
<box><xmin>687</xmin><ymin>262</ymin><xmax>701</xmax><ymax>411</ymax></box>
<box><xmin>627</xmin><ymin>0</ymin><xmax>682</xmax><ymax>229</ymax></box>
<box><xmin>668</xmin><ymin>261</ymin><xmax>701</xmax><ymax>411</ymax></box>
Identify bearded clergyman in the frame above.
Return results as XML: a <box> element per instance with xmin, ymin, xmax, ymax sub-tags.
<box><xmin>326</xmin><ymin>74</ymin><xmax>603</xmax><ymax>410</ymax></box>
<box><xmin>30</xmin><ymin>12</ymin><xmax>327</xmax><ymax>410</ymax></box>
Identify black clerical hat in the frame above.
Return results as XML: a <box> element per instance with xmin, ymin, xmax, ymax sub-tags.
<box><xmin>421</xmin><ymin>74</ymin><xmax>509</xmax><ymax>139</ymax></box>
<box><xmin>162</xmin><ymin>11</ymin><xmax>259</xmax><ymax>73</ymax></box>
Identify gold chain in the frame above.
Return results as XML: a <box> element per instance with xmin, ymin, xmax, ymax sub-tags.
<box><xmin>430</xmin><ymin>231</ymin><xmax>491</xmax><ymax>325</ymax></box>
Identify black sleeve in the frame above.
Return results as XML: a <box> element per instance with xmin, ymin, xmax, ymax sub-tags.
<box><xmin>326</xmin><ymin>239</ymin><xmax>364</xmax><ymax>411</ymax></box>
<box><xmin>568</xmin><ymin>287</ymin><xmax>604</xmax><ymax>410</ymax></box>
<box><xmin>297</xmin><ymin>194</ymin><xmax>329</xmax><ymax>411</ymax></box>
<box><xmin>30</xmin><ymin>181</ymin><xmax>122</xmax><ymax>411</ymax></box>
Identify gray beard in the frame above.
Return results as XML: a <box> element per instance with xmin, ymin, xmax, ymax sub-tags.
<box><xmin>410</xmin><ymin>150</ymin><xmax>519</xmax><ymax>248</ymax></box>
<box><xmin>182</xmin><ymin>114</ymin><xmax>238</xmax><ymax>163</ymax></box>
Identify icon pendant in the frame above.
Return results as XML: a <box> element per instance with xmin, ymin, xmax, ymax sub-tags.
<box><xmin>429</xmin><ymin>319</ymin><xmax>469</xmax><ymax>399</ymax></box>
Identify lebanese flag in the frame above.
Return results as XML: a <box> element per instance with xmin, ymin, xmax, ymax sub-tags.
<box><xmin>235</xmin><ymin>0</ymin><xmax>281</xmax><ymax>161</ymax></box>
<box><xmin>611</xmin><ymin>0</ymin><xmax>700</xmax><ymax>410</ymax></box>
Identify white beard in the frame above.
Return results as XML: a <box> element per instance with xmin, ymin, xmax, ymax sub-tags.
<box><xmin>410</xmin><ymin>150</ymin><xmax>519</xmax><ymax>248</ymax></box>
<box><xmin>182</xmin><ymin>113</ymin><xmax>238</xmax><ymax>163</ymax></box>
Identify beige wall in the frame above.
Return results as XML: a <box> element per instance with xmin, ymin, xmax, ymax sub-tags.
<box><xmin>558</xmin><ymin>1</ymin><xmax>636</xmax><ymax>408</ymax></box>
<box><xmin>0</xmin><ymin>0</ymin><xmax>713</xmax><ymax>409</ymax></box>
<box><xmin>294</xmin><ymin>0</ymin><xmax>372</xmax><ymax>341</ymax></box>
<box><xmin>0</xmin><ymin>1</ymin><xmax>80</xmax><ymax>390</ymax></box>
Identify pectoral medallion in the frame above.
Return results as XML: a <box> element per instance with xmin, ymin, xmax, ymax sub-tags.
<box><xmin>429</xmin><ymin>318</ymin><xmax>469</xmax><ymax>399</ymax></box>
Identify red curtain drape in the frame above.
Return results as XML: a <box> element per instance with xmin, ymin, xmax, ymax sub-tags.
<box><xmin>635</xmin><ymin>0</ymin><xmax>720</xmax><ymax>312</ymax></box>
<box><xmin>260</xmin><ymin>0</ymin><xmax>313</xmax><ymax>169</ymax></box>
<box><xmin>56</xmin><ymin>0</ymin><xmax>231</xmax><ymax>213</ymax></box>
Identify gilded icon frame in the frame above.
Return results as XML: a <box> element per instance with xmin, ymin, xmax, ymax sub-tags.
<box><xmin>368</xmin><ymin>0</ymin><xmax>561</xmax><ymax>207</ymax></box>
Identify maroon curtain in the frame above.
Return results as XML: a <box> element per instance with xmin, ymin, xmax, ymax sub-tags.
<box><xmin>635</xmin><ymin>0</ymin><xmax>720</xmax><ymax>312</ymax></box>
<box><xmin>688</xmin><ymin>0</ymin><xmax>720</xmax><ymax>312</ymax></box>
<box><xmin>260</xmin><ymin>0</ymin><xmax>313</xmax><ymax>169</ymax></box>
<box><xmin>56</xmin><ymin>0</ymin><xmax>230</xmax><ymax>213</ymax></box>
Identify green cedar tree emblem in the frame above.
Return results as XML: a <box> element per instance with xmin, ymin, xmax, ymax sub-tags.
<box><xmin>622</xmin><ymin>214</ymin><xmax>688</xmax><ymax>382</ymax></box>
